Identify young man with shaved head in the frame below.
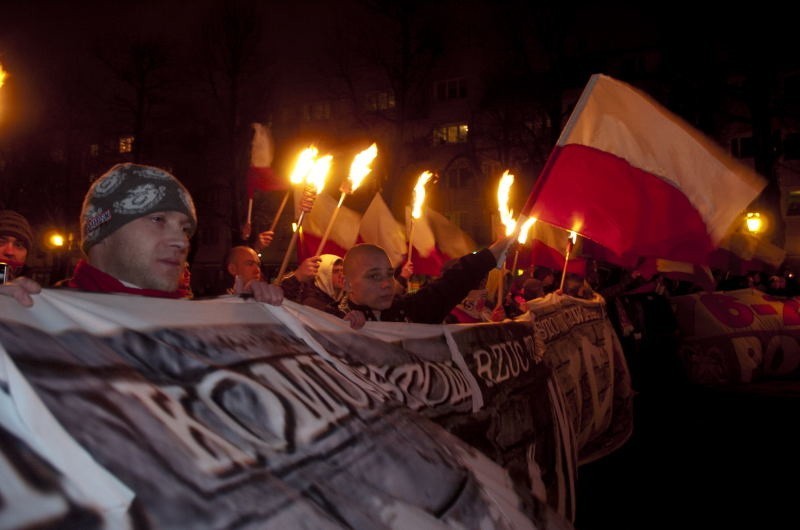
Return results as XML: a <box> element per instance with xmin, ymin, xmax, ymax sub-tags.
<box><xmin>332</xmin><ymin>237</ymin><xmax>512</xmax><ymax>324</ymax></box>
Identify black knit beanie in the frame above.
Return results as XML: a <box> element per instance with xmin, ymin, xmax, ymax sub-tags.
<box><xmin>80</xmin><ymin>163</ymin><xmax>197</xmax><ymax>254</ymax></box>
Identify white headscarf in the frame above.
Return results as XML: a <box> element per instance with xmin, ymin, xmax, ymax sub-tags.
<box><xmin>315</xmin><ymin>254</ymin><xmax>343</xmax><ymax>301</ymax></box>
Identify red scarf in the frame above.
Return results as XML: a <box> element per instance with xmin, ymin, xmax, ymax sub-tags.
<box><xmin>66</xmin><ymin>259</ymin><xmax>190</xmax><ymax>299</ymax></box>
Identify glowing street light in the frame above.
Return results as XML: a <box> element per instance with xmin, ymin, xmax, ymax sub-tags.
<box><xmin>745</xmin><ymin>212</ymin><xmax>763</xmax><ymax>234</ymax></box>
<box><xmin>49</xmin><ymin>233</ymin><xmax>65</xmax><ymax>248</ymax></box>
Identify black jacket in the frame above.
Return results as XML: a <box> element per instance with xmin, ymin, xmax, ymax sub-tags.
<box><xmin>330</xmin><ymin>248</ymin><xmax>497</xmax><ymax>323</ymax></box>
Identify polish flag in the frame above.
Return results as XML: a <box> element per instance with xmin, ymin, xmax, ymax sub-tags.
<box><xmin>405</xmin><ymin>207</ymin><xmax>453</xmax><ymax>276</ymax></box>
<box><xmin>636</xmin><ymin>258</ymin><xmax>717</xmax><ymax>292</ymax></box>
<box><xmin>246</xmin><ymin>123</ymin><xmax>286</xmax><ymax>198</ymax></box>
<box><xmin>516</xmin><ymin>220</ymin><xmax>586</xmax><ymax>275</ymax></box>
<box><xmin>297</xmin><ymin>191</ymin><xmax>361</xmax><ymax>260</ymax></box>
<box><xmin>709</xmin><ymin>231</ymin><xmax>786</xmax><ymax>274</ymax></box>
<box><xmin>522</xmin><ymin>74</ymin><xmax>766</xmax><ymax>265</ymax></box>
<box><xmin>359</xmin><ymin>193</ymin><xmax>407</xmax><ymax>267</ymax></box>
<box><xmin>426</xmin><ymin>208</ymin><xmax>477</xmax><ymax>260</ymax></box>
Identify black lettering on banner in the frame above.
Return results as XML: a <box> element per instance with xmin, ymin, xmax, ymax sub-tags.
<box><xmin>249</xmin><ymin>361</ymin><xmax>352</xmax><ymax>446</ymax></box>
<box><xmin>534</xmin><ymin>303</ymin><xmax>603</xmax><ymax>343</ymax></box>
<box><xmin>473</xmin><ymin>338</ymin><xmax>533</xmax><ymax>385</ymax></box>
<box><xmin>387</xmin><ymin>362</ymin><xmax>472</xmax><ymax>409</ymax></box>
<box><xmin>111</xmin><ymin>381</ymin><xmax>255</xmax><ymax>474</ymax></box>
<box><xmin>196</xmin><ymin>369</ymin><xmax>290</xmax><ymax>451</ymax></box>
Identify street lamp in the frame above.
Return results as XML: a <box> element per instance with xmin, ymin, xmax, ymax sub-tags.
<box><xmin>48</xmin><ymin>233</ymin><xmax>65</xmax><ymax>248</ymax></box>
<box><xmin>745</xmin><ymin>212</ymin><xmax>764</xmax><ymax>234</ymax></box>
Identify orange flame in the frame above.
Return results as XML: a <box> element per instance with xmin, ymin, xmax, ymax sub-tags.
<box><xmin>0</xmin><ymin>63</ymin><xmax>7</xmax><ymax>89</ymax></box>
<box><xmin>343</xmin><ymin>143</ymin><xmax>377</xmax><ymax>194</ymax></box>
<box><xmin>497</xmin><ymin>170</ymin><xmax>516</xmax><ymax>236</ymax></box>
<box><xmin>411</xmin><ymin>170</ymin><xmax>433</xmax><ymax>219</ymax></box>
<box><xmin>517</xmin><ymin>217</ymin><xmax>537</xmax><ymax>244</ymax></box>
<box><xmin>307</xmin><ymin>154</ymin><xmax>332</xmax><ymax>194</ymax></box>
<box><xmin>289</xmin><ymin>146</ymin><xmax>319</xmax><ymax>184</ymax></box>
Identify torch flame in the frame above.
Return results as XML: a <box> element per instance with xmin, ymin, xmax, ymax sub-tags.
<box><xmin>289</xmin><ymin>146</ymin><xmax>319</xmax><ymax>184</ymax></box>
<box><xmin>568</xmin><ymin>230</ymin><xmax>577</xmax><ymax>244</ymax></box>
<box><xmin>344</xmin><ymin>143</ymin><xmax>378</xmax><ymax>194</ymax></box>
<box><xmin>411</xmin><ymin>170</ymin><xmax>433</xmax><ymax>219</ymax></box>
<box><xmin>0</xmin><ymin>63</ymin><xmax>7</xmax><ymax>89</ymax></box>
<box><xmin>497</xmin><ymin>170</ymin><xmax>516</xmax><ymax>236</ymax></box>
<box><xmin>307</xmin><ymin>154</ymin><xmax>332</xmax><ymax>194</ymax></box>
<box><xmin>517</xmin><ymin>217</ymin><xmax>537</xmax><ymax>244</ymax></box>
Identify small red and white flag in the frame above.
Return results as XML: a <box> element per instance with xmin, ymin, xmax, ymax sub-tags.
<box><xmin>709</xmin><ymin>231</ymin><xmax>786</xmax><ymax>274</ymax></box>
<box><xmin>246</xmin><ymin>123</ymin><xmax>286</xmax><ymax>198</ymax></box>
<box><xmin>297</xmin><ymin>192</ymin><xmax>361</xmax><ymax>261</ymax></box>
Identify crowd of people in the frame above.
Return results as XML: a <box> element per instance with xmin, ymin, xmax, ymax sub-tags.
<box><xmin>3</xmin><ymin>162</ymin><xmax>798</xmax><ymax>329</ymax></box>
<box><xmin>0</xmin><ymin>163</ymin><xmax>509</xmax><ymax>330</ymax></box>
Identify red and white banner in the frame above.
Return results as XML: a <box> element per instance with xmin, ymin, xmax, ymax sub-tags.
<box><xmin>522</xmin><ymin>74</ymin><xmax>766</xmax><ymax>265</ymax></box>
<box><xmin>672</xmin><ymin>288</ymin><xmax>800</xmax><ymax>384</ymax></box>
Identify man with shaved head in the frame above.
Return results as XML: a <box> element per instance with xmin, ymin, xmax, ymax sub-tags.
<box><xmin>225</xmin><ymin>245</ymin><xmax>263</xmax><ymax>294</ymax></box>
<box><xmin>333</xmin><ymin>237</ymin><xmax>512</xmax><ymax>324</ymax></box>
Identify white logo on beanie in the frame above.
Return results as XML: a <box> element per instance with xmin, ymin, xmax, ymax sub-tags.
<box><xmin>138</xmin><ymin>166</ymin><xmax>174</xmax><ymax>180</ymax></box>
<box><xmin>113</xmin><ymin>184</ymin><xmax>167</xmax><ymax>214</ymax></box>
<box><xmin>92</xmin><ymin>171</ymin><xmax>126</xmax><ymax>197</ymax></box>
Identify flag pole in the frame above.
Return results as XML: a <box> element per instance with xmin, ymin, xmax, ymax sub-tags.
<box><xmin>315</xmin><ymin>191</ymin><xmax>346</xmax><ymax>256</ymax></box>
<box><xmin>314</xmin><ymin>143</ymin><xmax>377</xmax><ymax>257</ymax></box>
<box><xmin>406</xmin><ymin>219</ymin><xmax>415</xmax><ymax>265</ymax></box>
<box><xmin>559</xmin><ymin>231</ymin><xmax>577</xmax><ymax>292</ymax></box>
<box><xmin>268</xmin><ymin>189</ymin><xmax>292</xmax><ymax>232</ymax></box>
<box><xmin>274</xmin><ymin>185</ymin><xmax>316</xmax><ymax>284</ymax></box>
<box><xmin>511</xmin><ymin>247</ymin><xmax>520</xmax><ymax>276</ymax></box>
<box><xmin>496</xmin><ymin>264</ymin><xmax>506</xmax><ymax>310</ymax></box>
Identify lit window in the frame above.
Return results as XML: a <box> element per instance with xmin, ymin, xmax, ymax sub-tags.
<box><xmin>433</xmin><ymin>123</ymin><xmax>469</xmax><ymax>144</ymax></box>
<box><xmin>119</xmin><ymin>136</ymin><xmax>134</xmax><ymax>154</ymax></box>
<box><xmin>89</xmin><ymin>144</ymin><xmax>99</xmax><ymax>157</ymax></box>
<box><xmin>434</xmin><ymin>78</ymin><xmax>467</xmax><ymax>102</ymax></box>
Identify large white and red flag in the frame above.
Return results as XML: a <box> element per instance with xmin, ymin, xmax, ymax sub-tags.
<box><xmin>521</xmin><ymin>74</ymin><xmax>767</xmax><ymax>265</ymax></box>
